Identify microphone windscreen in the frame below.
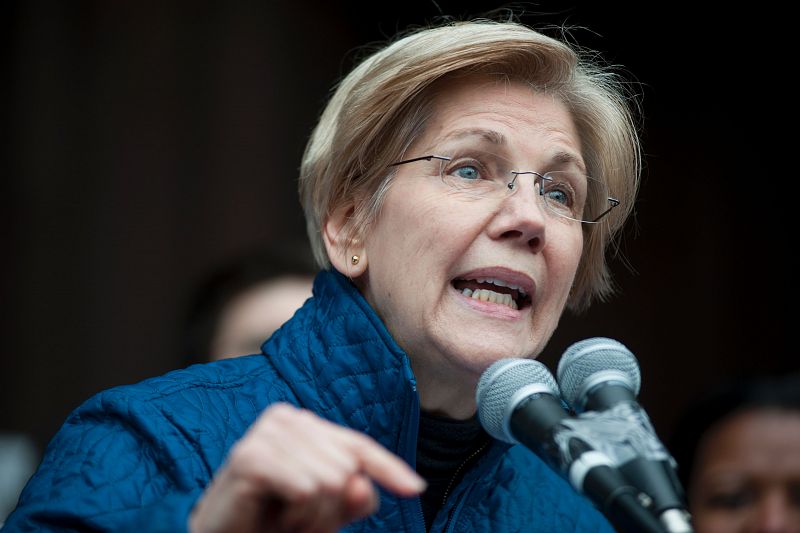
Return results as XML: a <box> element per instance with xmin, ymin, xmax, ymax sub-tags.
<box><xmin>476</xmin><ymin>358</ymin><xmax>559</xmax><ymax>443</ymax></box>
<box><xmin>557</xmin><ymin>337</ymin><xmax>641</xmax><ymax>407</ymax></box>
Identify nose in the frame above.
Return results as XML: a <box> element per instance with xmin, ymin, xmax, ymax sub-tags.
<box><xmin>486</xmin><ymin>172</ymin><xmax>548</xmax><ymax>252</ymax></box>
<box><xmin>750</xmin><ymin>489</ymin><xmax>799</xmax><ymax>532</ymax></box>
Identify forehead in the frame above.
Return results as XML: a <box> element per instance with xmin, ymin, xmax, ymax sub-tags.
<box><xmin>697</xmin><ymin>409</ymin><xmax>800</xmax><ymax>476</ymax></box>
<box><xmin>418</xmin><ymin>77</ymin><xmax>584</xmax><ymax>166</ymax></box>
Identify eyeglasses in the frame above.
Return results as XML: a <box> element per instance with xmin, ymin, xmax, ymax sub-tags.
<box><xmin>390</xmin><ymin>148</ymin><xmax>619</xmax><ymax>224</ymax></box>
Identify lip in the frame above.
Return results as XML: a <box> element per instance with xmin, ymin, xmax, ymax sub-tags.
<box><xmin>453</xmin><ymin>266</ymin><xmax>536</xmax><ymax>296</ymax></box>
<box><xmin>451</xmin><ymin>266</ymin><xmax>536</xmax><ymax>318</ymax></box>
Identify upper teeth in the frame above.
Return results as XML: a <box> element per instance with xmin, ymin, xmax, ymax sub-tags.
<box><xmin>474</xmin><ymin>277</ymin><xmax>527</xmax><ymax>298</ymax></box>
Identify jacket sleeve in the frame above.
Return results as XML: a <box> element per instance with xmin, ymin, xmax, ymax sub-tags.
<box><xmin>3</xmin><ymin>386</ymin><xmax>216</xmax><ymax>533</ymax></box>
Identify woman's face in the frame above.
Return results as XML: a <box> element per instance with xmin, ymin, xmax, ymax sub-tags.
<box><xmin>355</xmin><ymin>78</ymin><xmax>585</xmax><ymax>417</ymax></box>
<box><xmin>689</xmin><ymin>409</ymin><xmax>800</xmax><ymax>533</ymax></box>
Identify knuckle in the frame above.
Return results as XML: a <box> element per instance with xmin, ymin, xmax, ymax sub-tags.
<box><xmin>348</xmin><ymin>432</ymin><xmax>378</xmax><ymax>455</ymax></box>
<box><xmin>291</xmin><ymin>479</ymin><xmax>320</xmax><ymax>502</ymax></box>
<box><xmin>320</xmin><ymin>470</ymin><xmax>349</xmax><ymax>493</ymax></box>
<box><xmin>226</xmin><ymin>439</ymin><xmax>261</xmax><ymax>471</ymax></box>
<box><xmin>266</xmin><ymin>402</ymin><xmax>297</xmax><ymax>420</ymax></box>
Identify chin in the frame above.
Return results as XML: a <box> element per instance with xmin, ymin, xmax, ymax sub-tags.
<box><xmin>441</xmin><ymin>337</ymin><xmax>536</xmax><ymax>376</ymax></box>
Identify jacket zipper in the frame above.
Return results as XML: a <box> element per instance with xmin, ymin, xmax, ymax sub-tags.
<box><xmin>439</xmin><ymin>441</ymin><xmax>510</xmax><ymax>532</ymax></box>
<box><xmin>440</xmin><ymin>440</ymin><xmax>489</xmax><ymax>507</ymax></box>
<box><xmin>440</xmin><ymin>441</ymin><xmax>490</xmax><ymax>533</ymax></box>
<box><xmin>402</xmin><ymin>373</ymin><xmax>427</xmax><ymax>533</ymax></box>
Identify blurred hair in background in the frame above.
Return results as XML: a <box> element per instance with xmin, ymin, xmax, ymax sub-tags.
<box><xmin>669</xmin><ymin>373</ymin><xmax>800</xmax><ymax>533</ymax></box>
<box><xmin>1</xmin><ymin>0</ymin><xmax>792</xmax><ymax>495</ymax></box>
<box><xmin>182</xmin><ymin>244</ymin><xmax>316</xmax><ymax>365</ymax></box>
<box><xmin>2</xmin><ymin>0</ymin><xmax>357</xmax><ymax>454</ymax></box>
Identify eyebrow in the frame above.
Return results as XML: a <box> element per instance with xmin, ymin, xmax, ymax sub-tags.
<box><xmin>440</xmin><ymin>128</ymin><xmax>506</xmax><ymax>146</ymax></box>
<box><xmin>437</xmin><ymin>128</ymin><xmax>586</xmax><ymax>172</ymax></box>
<box><xmin>550</xmin><ymin>150</ymin><xmax>586</xmax><ymax>173</ymax></box>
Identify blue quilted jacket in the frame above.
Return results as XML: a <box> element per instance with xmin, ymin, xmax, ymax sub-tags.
<box><xmin>5</xmin><ymin>269</ymin><xmax>615</xmax><ymax>532</ymax></box>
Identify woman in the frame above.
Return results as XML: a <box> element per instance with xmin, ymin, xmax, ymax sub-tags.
<box><xmin>670</xmin><ymin>373</ymin><xmax>800</xmax><ymax>533</ymax></box>
<box><xmin>5</xmin><ymin>18</ymin><xmax>641</xmax><ymax>532</ymax></box>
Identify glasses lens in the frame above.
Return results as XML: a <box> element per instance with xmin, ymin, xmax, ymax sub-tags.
<box><xmin>401</xmin><ymin>147</ymin><xmax>616</xmax><ymax>223</ymax></box>
<box><xmin>435</xmin><ymin>149</ymin><xmax>511</xmax><ymax>198</ymax></box>
<box><xmin>540</xmin><ymin>172</ymin><xmax>611</xmax><ymax>224</ymax></box>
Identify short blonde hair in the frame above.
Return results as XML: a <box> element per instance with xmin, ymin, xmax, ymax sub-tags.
<box><xmin>299</xmin><ymin>19</ymin><xmax>641</xmax><ymax>313</ymax></box>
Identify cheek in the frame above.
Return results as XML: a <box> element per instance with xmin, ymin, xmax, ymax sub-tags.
<box><xmin>691</xmin><ymin>512</ymin><xmax>741</xmax><ymax>533</ymax></box>
<box><xmin>364</xmin><ymin>194</ymin><xmax>441</xmax><ymax>291</ymax></box>
<box><xmin>570</xmin><ymin>238</ymin><xmax>584</xmax><ymax>279</ymax></box>
<box><xmin>420</xmin><ymin>209</ymin><xmax>481</xmax><ymax>256</ymax></box>
<box><xmin>549</xmin><ymin>230</ymin><xmax>583</xmax><ymax>284</ymax></box>
<box><xmin>375</xmin><ymin>190</ymin><xmax>479</xmax><ymax>258</ymax></box>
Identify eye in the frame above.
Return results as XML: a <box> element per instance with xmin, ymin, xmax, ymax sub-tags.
<box><xmin>444</xmin><ymin>154</ymin><xmax>493</xmax><ymax>182</ymax></box>
<box><xmin>545</xmin><ymin>188</ymin><xmax>571</xmax><ymax>206</ymax></box>
<box><xmin>440</xmin><ymin>150</ymin><xmax>508</xmax><ymax>189</ymax></box>
<box><xmin>704</xmin><ymin>489</ymin><xmax>755</xmax><ymax>510</ymax></box>
<box><xmin>453</xmin><ymin>164</ymin><xmax>481</xmax><ymax>181</ymax></box>
<box><xmin>541</xmin><ymin>178</ymin><xmax>576</xmax><ymax>207</ymax></box>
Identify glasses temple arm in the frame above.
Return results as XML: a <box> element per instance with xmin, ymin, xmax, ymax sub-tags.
<box><xmin>589</xmin><ymin>197</ymin><xmax>621</xmax><ymax>223</ymax></box>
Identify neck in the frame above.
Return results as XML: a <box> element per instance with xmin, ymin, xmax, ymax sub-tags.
<box><xmin>414</xmin><ymin>364</ymin><xmax>479</xmax><ymax>420</ymax></box>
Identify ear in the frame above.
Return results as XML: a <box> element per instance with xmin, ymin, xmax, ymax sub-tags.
<box><xmin>322</xmin><ymin>203</ymin><xmax>367</xmax><ymax>278</ymax></box>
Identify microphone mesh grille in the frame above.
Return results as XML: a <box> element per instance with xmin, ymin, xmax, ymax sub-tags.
<box><xmin>476</xmin><ymin>358</ymin><xmax>559</xmax><ymax>442</ymax></box>
<box><xmin>556</xmin><ymin>337</ymin><xmax>641</xmax><ymax>406</ymax></box>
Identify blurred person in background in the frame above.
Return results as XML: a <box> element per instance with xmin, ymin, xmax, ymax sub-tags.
<box><xmin>670</xmin><ymin>372</ymin><xmax>800</xmax><ymax>533</ymax></box>
<box><xmin>183</xmin><ymin>246</ymin><xmax>315</xmax><ymax>364</ymax></box>
<box><xmin>0</xmin><ymin>433</ymin><xmax>38</xmax><ymax>528</ymax></box>
<box><xmin>6</xmin><ymin>15</ymin><xmax>643</xmax><ymax>532</ymax></box>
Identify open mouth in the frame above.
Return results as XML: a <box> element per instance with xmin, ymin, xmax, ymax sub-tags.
<box><xmin>452</xmin><ymin>277</ymin><xmax>531</xmax><ymax>310</ymax></box>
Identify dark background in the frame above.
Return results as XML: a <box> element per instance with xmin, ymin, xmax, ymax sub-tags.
<box><xmin>2</xmin><ymin>1</ymin><xmax>794</xmax><ymax>459</ymax></box>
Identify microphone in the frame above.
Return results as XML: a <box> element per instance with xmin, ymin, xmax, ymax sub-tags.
<box><xmin>476</xmin><ymin>358</ymin><xmax>666</xmax><ymax>533</ymax></box>
<box><xmin>557</xmin><ymin>337</ymin><xmax>693</xmax><ymax>533</ymax></box>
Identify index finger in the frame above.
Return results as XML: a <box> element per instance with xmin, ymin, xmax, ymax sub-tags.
<box><xmin>339</xmin><ymin>431</ymin><xmax>427</xmax><ymax>497</ymax></box>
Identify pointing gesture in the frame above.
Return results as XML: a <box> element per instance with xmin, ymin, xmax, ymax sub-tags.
<box><xmin>190</xmin><ymin>403</ymin><xmax>426</xmax><ymax>532</ymax></box>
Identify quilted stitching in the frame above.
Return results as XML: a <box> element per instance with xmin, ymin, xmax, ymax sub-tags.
<box><xmin>5</xmin><ymin>270</ymin><xmax>616</xmax><ymax>532</ymax></box>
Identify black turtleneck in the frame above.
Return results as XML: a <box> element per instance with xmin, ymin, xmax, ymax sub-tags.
<box><xmin>415</xmin><ymin>411</ymin><xmax>490</xmax><ymax>531</ymax></box>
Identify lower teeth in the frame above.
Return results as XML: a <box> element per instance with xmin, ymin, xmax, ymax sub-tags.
<box><xmin>460</xmin><ymin>288</ymin><xmax>517</xmax><ymax>309</ymax></box>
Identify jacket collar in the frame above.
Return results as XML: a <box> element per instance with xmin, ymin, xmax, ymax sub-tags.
<box><xmin>261</xmin><ymin>269</ymin><xmax>418</xmax><ymax>452</ymax></box>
